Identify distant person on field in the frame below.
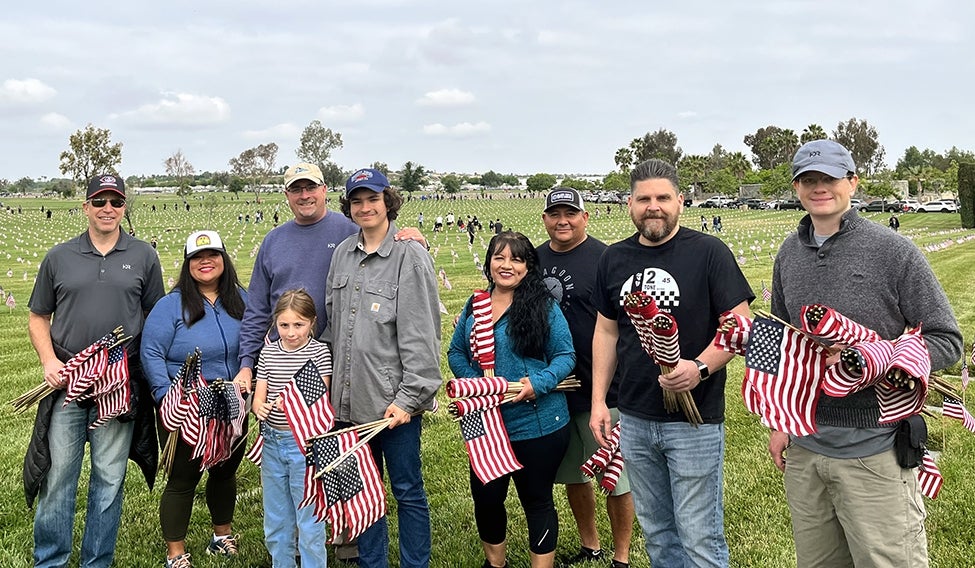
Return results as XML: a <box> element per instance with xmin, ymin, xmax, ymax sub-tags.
<box><xmin>769</xmin><ymin>140</ymin><xmax>962</xmax><ymax>567</ymax></box>
<box><xmin>888</xmin><ymin>213</ymin><xmax>900</xmax><ymax>231</ymax></box>
<box><xmin>26</xmin><ymin>174</ymin><xmax>165</xmax><ymax>568</ymax></box>
<box><xmin>537</xmin><ymin>188</ymin><xmax>634</xmax><ymax>568</ymax></box>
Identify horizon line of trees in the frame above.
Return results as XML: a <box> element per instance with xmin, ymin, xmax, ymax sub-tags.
<box><xmin>10</xmin><ymin>118</ymin><xmax>972</xmax><ymax>201</ymax></box>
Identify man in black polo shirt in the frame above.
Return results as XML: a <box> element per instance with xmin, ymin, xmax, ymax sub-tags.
<box><xmin>537</xmin><ymin>188</ymin><xmax>633</xmax><ymax>568</ymax></box>
<box><xmin>26</xmin><ymin>174</ymin><xmax>164</xmax><ymax>568</ymax></box>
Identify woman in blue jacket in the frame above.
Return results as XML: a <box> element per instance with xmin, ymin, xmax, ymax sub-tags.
<box><xmin>449</xmin><ymin>231</ymin><xmax>575</xmax><ymax>568</ymax></box>
<box><xmin>141</xmin><ymin>230</ymin><xmax>248</xmax><ymax>568</ymax></box>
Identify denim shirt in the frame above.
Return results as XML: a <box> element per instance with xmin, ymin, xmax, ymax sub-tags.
<box><xmin>323</xmin><ymin>222</ymin><xmax>443</xmax><ymax>424</ymax></box>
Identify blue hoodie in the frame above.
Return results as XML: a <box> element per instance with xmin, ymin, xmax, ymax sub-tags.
<box><xmin>141</xmin><ymin>288</ymin><xmax>247</xmax><ymax>403</ymax></box>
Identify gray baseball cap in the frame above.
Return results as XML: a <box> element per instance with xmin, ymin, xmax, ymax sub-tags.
<box><xmin>791</xmin><ymin>140</ymin><xmax>856</xmax><ymax>181</ymax></box>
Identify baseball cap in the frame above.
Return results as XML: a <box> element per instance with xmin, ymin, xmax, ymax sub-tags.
<box><xmin>184</xmin><ymin>230</ymin><xmax>225</xmax><ymax>258</ymax></box>
<box><xmin>345</xmin><ymin>168</ymin><xmax>390</xmax><ymax>196</ymax></box>
<box><xmin>284</xmin><ymin>163</ymin><xmax>324</xmax><ymax>189</ymax></box>
<box><xmin>544</xmin><ymin>187</ymin><xmax>585</xmax><ymax>212</ymax></box>
<box><xmin>86</xmin><ymin>174</ymin><xmax>126</xmax><ymax>200</ymax></box>
<box><xmin>791</xmin><ymin>140</ymin><xmax>856</xmax><ymax>181</ymax></box>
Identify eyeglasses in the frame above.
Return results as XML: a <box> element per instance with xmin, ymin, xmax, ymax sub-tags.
<box><xmin>285</xmin><ymin>184</ymin><xmax>322</xmax><ymax>195</ymax></box>
<box><xmin>796</xmin><ymin>174</ymin><xmax>854</xmax><ymax>189</ymax></box>
<box><xmin>88</xmin><ymin>197</ymin><xmax>126</xmax><ymax>208</ymax></box>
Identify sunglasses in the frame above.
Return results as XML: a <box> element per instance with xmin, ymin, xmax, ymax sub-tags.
<box><xmin>285</xmin><ymin>184</ymin><xmax>322</xmax><ymax>195</ymax></box>
<box><xmin>89</xmin><ymin>197</ymin><xmax>126</xmax><ymax>208</ymax></box>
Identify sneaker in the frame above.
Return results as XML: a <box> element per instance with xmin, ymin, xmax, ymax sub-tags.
<box><xmin>206</xmin><ymin>534</ymin><xmax>239</xmax><ymax>556</ymax></box>
<box><xmin>611</xmin><ymin>561</ymin><xmax>630</xmax><ymax>568</ymax></box>
<box><xmin>165</xmin><ymin>553</ymin><xmax>192</xmax><ymax>568</ymax></box>
<box><xmin>564</xmin><ymin>547</ymin><xmax>604</xmax><ymax>565</ymax></box>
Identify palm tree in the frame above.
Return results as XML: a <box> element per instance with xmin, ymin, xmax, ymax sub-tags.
<box><xmin>801</xmin><ymin>124</ymin><xmax>827</xmax><ymax>144</ymax></box>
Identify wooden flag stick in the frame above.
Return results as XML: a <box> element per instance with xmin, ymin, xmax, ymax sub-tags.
<box><xmin>319</xmin><ymin>418</ymin><xmax>393</xmax><ymax>474</ymax></box>
<box><xmin>306</xmin><ymin>418</ymin><xmax>391</xmax><ymax>443</ymax></box>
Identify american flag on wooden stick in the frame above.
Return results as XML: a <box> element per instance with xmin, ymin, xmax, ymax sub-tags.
<box><xmin>917</xmin><ymin>450</ymin><xmax>944</xmax><ymax>499</ymax></box>
<box><xmin>943</xmin><ymin>396</ymin><xmax>975</xmax><ymax>433</ymax></box>
<box><xmin>712</xmin><ymin>310</ymin><xmax>752</xmax><ymax>356</ymax></box>
<box><xmin>469</xmin><ymin>290</ymin><xmax>495</xmax><ymax>372</ymax></box>
<box><xmin>800</xmin><ymin>304</ymin><xmax>880</xmax><ymax>345</ymax></box>
<box><xmin>461</xmin><ymin>406</ymin><xmax>522</xmax><ymax>484</ymax></box>
<box><xmin>744</xmin><ymin>316</ymin><xmax>827</xmax><ymax>436</ymax></box>
<box><xmin>280</xmin><ymin>359</ymin><xmax>335</xmax><ymax>450</ymax></box>
<box><xmin>89</xmin><ymin>345</ymin><xmax>132</xmax><ymax>429</ymax></box>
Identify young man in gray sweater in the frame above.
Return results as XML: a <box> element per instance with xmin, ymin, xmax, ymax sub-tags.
<box><xmin>768</xmin><ymin>140</ymin><xmax>962</xmax><ymax>567</ymax></box>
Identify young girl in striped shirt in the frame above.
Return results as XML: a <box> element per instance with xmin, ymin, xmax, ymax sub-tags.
<box><xmin>252</xmin><ymin>289</ymin><xmax>332</xmax><ymax>568</ymax></box>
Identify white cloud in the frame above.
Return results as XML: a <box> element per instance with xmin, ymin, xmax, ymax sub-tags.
<box><xmin>416</xmin><ymin>88</ymin><xmax>476</xmax><ymax>107</ymax></box>
<box><xmin>242</xmin><ymin>122</ymin><xmax>300</xmax><ymax>140</ymax></box>
<box><xmin>422</xmin><ymin>121</ymin><xmax>491</xmax><ymax>137</ymax></box>
<box><xmin>317</xmin><ymin>103</ymin><xmax>365</xmax><ymax>123</ymax></box>
<box><xmin>0</xmin><ymin>78</ymin><xmax>57</xmax><ymax>105</ymax></box>
<box><xmin>39</xmin><ymin>112</ymin><xmax>73</xmax><ymax>130</ymax></box>
<box><xmin>678</xmin><ymin>111</ymin><xmax>699</xmax><ymax>119</ymax></box>
<box><xmin>111</xmin><ymin>92</ymin><xmax>231</xmax><ymax>127</ymax></box>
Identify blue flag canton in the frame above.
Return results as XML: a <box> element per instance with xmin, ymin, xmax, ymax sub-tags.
<box><xmin>460</xmin><ymin>411</ymin><xmax>487</xmax><ymax>441</ymax></box>
<box><xmin>107</xmin><ymin>345</ymin><xmax>126</xmax><ymax>365</ymax></box>
<box><xmin>198</xmin><ymin>383</ymin><xmax>217</xmax><ymax>418</ymax></box>
<box><xmin>334</xmin><ymin>456</ymin><xmax>365</xmax><ymax>500</ymax></box>
<box><xmin>746</xmin><ymin>318</ymin><xmax>784</xmax><ymax>374</ymax></box>
<box><xmin>294</xmin><ymin>359</ymin><xmax>327</xmax><ymax>404</ymax></box>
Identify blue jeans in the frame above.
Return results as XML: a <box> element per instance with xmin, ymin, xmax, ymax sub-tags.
<box><xmin>261</xmin><ymin>428</ymin><xmax>327</xmax><ymax>568</ymax></box>
<box><xmin>33</xmin><ymin>393</ymin><xmax>134</xmax><ymax>568</ymax></box>
<box><xmin>358</xmin><ymin>419</ymin><xmax>431</xmax><ymax>568</ymax></box>
<box><xmin>619</xmin><ymin>414</ymin><xmax>728</xmax><ymax>568</ymax></box>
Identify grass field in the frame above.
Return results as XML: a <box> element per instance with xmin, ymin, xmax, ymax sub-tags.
<box><xmin>1</xmin><ymin>191</ymin><xmax>974</xmax><ymax>567</ymax></box>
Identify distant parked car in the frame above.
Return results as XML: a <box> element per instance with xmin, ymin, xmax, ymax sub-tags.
<box><xmin>916</xmin><ymin>200</ymin><xmax>959</xmax><ymax>213</ymax></box>
<box><xmin>850</xmin><ymin>199</ymin><xmax>863</xmax><ymax>209</ymax></box>
<box><xmin>860</xmin><ymin>200</ymin><xmax>900</xmax><ymax>212</ymax></box>
<box><xmin>897</xmin><ymin>199</ymin><xmax>921</xmax><ymax>212</ymax></box>
<box><xmin>700</xmin><ymin>196</ymin><xmax>735</xmax><ymax>208</ymax></box>
<box><xmin>683</xmin><ymin>197</ymin><xmax>693</xmax><ymax>207</ymax></box>
<box><xmin>778</xmin><ymin>199</ymin><xmax>805</xmax><ymax>210</ymax></box>
<box><xmin>742</xmin><ymin>198</ymin><xmax>765</xmax><ymax>210</ymax></box>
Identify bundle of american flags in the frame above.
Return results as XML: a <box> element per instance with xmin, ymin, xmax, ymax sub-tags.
<box><xmin>305</xmin><ymin>423</ymin><xmax>388</xmax><ymax>541</ymax></box>
<box><xmin>622</xmin><ymin>291</ymin><xmax>701</xmax><ymax>424</ymax></box>
<box><xmin>11</xmin><ymin>326</ymin><xmax>133</xmax><ymax>429</ymax></box>
<box><xmin>580</xmin><ymin>422</ymin><xmax>624</xmax><ymax>494</ymax></box>
<box><xmin>158</xmin><ymin>349</ymin><xmax>247</xmax><ymax>473</ymax></box>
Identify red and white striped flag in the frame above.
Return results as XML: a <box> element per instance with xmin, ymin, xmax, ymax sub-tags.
<box><xmin>917</xmin><ymin>450</ymin><xmax>944</xmax><ymax>499</ymax></box>
<box><xmin>712</xmin><ymin>311</ymin><xmax>752</xmax><ymax>356</ymax></box>
<box><xmin>59</xmin><ymin>332</ymin><xmax>114</xmax><ymax>391</ymax></box>
<box><xmin>335</xmin><ymin>432</ymin><xmax>387</xmax><ymax>540</ymax></box>
<box><xmin>761</xmin><ymin>281</ymin><xmax>772</xmax><ymax>303</ymax></box>
<box><xmin>88</xmin><ymin>345</ymin><xmax>132</xmax><ymax>428</ymax></box>
<box><xmin>581</xmin><ymin>422</ymin><xmax>621</xmax><ymax>478</ymax></box>
<box><xmin>279</xmin><ymin>360</ymin><xmax>335</xmax><ymax>450</ymax></box>
<box><xmin>821</xmin><ymin>340</ymin><xmax>894</xmax><ymax>398</ymax></box>
<box><xmin>460</xmin><ymin>406</ymin><xmax>523</xmax><ymax>484</ymax></box>
<box><xmin>446</xmin><ymin>376</ymin><xmax>509</xmax><ymax>398</ymax></box>
<box><xmin>875</xmin><ymin>330</ymin><xmax>930</xmax><ymax>424</ymax></box>
<box><xmin>800</xmin><ymin>304</ymin><xmax>880</xmax><ymax>345</ymax></box>
<box><xmin>649</xmin><ymin>313</ymin><xmax>681</xmax><ymax>368</ymax></box>
<box><xmin>599</xmin><ymin>452</ymin><xmax>625</xmax><ymax>495</ymax></box>
<box><xmin>943</xmin><ymin>396</ymin><xmax>975</xmax><ymax>433</ymax></box>
<box><xmin>469</xmin><ymin>290</ymin><xmax>495</xmax><ymax>372</ymax></box>
<box><xmin>744</xmin><ymin>316</ymin><xmax>827</xmax><ymax>436</ymax></box>
<box><xmin>622</xmin><ymin>292</ymin><xmax>658</xmax><ymax>360</ymax></box>
<box><xmin>449</xmin><ymin>393</ymin><xmax>506</xmax><ymax>417</ymax></box>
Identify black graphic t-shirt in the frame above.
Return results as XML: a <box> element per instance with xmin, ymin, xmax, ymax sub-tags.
<box><xmin>592</xmin><ymin>228</ymin><xmax>754</xmax><ymax>422</ymax></box>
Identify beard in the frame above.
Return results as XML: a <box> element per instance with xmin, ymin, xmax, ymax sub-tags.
<box><xmin>633</xmin><ymin>212</ymin><xmax>678</xmax><ymax>243</ymax></box>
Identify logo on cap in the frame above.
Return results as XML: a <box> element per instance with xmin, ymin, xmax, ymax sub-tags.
<box><xmin>99</xmin><ymin>175</ymin><xmax>118</xmax><ymax>187</ymax></box>
<box><xmin>352</xmin><ymin>170</ymin><xmax>372</xmax><ymax>183</ymax></box>
<box><xmin>195</xmin><ymin>234</ymin><xmax>212</xmax><ymax>247</ymax></box>
<box><xmin>550</xmin><ymin>190</ymin><xmax>574</xmax><ymax>203</ymax></box>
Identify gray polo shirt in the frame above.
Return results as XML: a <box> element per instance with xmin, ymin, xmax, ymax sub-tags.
<box><xmin>29</xmin><ymin>230</ymin><xmax>165</xmax><ymax>354</ymax></box>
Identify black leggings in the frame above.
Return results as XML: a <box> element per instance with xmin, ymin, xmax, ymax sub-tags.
<box><xmin>469</xmin><ymin>426</ymin><xmax>569</xmax><ymax>555</ymax></box>
<box><xmin>157</xmin><ymin>418</ymin><xmax>248</xmax><ymax>542</ymax></box>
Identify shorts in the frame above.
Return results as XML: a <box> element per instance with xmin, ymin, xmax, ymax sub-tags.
<box><xmin>555</xmin><ymin>410</ymin><xmax>630</xmax><ymax>496</ymax></box>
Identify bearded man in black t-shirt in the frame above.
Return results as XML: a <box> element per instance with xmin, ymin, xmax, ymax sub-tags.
<box><xmin>590</xmin><ymin>160</ymin><xmax>753</xmax><ymax>568</ymax></box>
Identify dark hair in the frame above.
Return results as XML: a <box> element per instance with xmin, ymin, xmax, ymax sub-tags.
<box><xmin>482</xmin><ymin>231</ymin><xmax>552</xmax><ymax>359</ymax></box>
<box><xmin>630</xmin><ymin>158</ymin><xmax>680</xmax><ymax>193</ymax></box>
<box><xmin>175</xmin><ymin>249</ymin><xmax>245</xmax><ymax>326</ymax></box>
<box><xmin>339</xmin><ymin>186</ymin><xmax>404</xmax><ymax>221</ymax></box>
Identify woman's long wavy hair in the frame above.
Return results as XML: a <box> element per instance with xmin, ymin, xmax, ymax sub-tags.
<box><xmin>482</xmin><ymin>231</ymin><xmax>552</xmax><ymax>360</ymax></box>
<box><xmin>175</xmin><ymin>248</ymin><xmax>245</xmax><ymax>326</ymax></box>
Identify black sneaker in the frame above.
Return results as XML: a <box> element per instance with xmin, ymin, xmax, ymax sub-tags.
<box><xmin>565</xmin><ymin>547</ymin><xmax>604</xmax><ymax>565</ymax></box>
<box><xmin>611</xmin><ymin>561</ymin><xmax>630</xmax><ymax>568</ymax></box>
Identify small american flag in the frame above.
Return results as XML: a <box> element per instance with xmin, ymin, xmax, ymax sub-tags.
<box><xmin>943</xmin><ymin>396</ymin><xmax>975</xmax><ymax>433</ymax></box>
<box><xmin>744</xmin><ymin>317</ymin><xmax>827</xmax><ymax>437</ymax></box>
<box><xmin>334</xmin><ymin>433</ymin><xmax>387</xmax><ymax>540</ymax></box>
<box><xmin>88</xmin><ymin>345</ymin><xmax>131</xmax><ymax>428</ymax></box>
<box><xmin>461</xmin><ymin>406</ymin><xmax>522</xmax><ymax>484</ymax></box>
<box><xmin>649</xmin><ymin>313</ymin><xmax>681</xmax><ymax>368</ymax></box>
<box><xmin>761</xmin><ymin>281</ymin><xmax>772</xmax><ymax>303</ymax></box>
<box><xmin>469</xmin><ymin>290</ymin><xmax>495</xmax><ymax>371</ymax></box>
<box><xmin>599</xmin><ymin>453</ymin><xmax>625</xmax><ymax>495</ymax></box>
<box><xmin>917</xmin><ymin>450</ymin><xmax>944</xmax><ymax>499</ymax></box>
<box><xmin>971</xmin><ymin>339</ymin><xmax>975</xmax><ymax>368</ymax></box>
<box><xmin>800</xmin><ymin>304</ymin><xmax>880</xmax><ymax>345</ymax></box>
<box><xmin>962</xmin><ymin>362</ymin><xmax>970</xmax><ymax>390</ymax></box>
<box><xmin>279</xmin><ymin>360</ymin><xmax>335</xmax><ymax>450</ymax></box>
<box><xmin>712</xmin><ymin>311</ymin><xmax>752</xmax><ymax>356</ymax></box>
<box><xmin>446</xmin><ymin>376</ymin><xmax>509</xmax><ymax>398</ymax></box>
<box><xmin>821</xmin><ymin>340</ymin><xmax>894</xmax><ymax>398</ymax></box>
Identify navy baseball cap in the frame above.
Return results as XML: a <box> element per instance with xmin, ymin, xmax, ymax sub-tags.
<box><xmin>345</xmin><ymin>168</ymin><xmax>390</xmax><ymax>196</ymax></box>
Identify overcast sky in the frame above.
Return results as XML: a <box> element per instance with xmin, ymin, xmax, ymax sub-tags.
<box><xmin>2</xmin><ymin>0</ymin><xmax>973</xmax><ymax>181</ymax></box>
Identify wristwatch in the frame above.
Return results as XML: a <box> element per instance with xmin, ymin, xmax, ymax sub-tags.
<box><xmin>694</xmin><ymin>358</ymin><xmax>710</xmax><ymax>381</ymax></box>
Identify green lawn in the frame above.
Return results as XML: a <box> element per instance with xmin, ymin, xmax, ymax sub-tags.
<box><xmin>1</xmin><ymin>192</ymin><xmax>973</xmax><ymax>567</ymax></box>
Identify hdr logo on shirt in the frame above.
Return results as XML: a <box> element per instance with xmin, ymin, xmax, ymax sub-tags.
<box><xmin>617</xmin><ymin>267</ymin><xmax>680</xmax><ymax>310</ymax></box>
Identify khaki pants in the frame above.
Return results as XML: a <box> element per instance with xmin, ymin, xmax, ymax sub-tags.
<box><xmin>784</xmin><ymin>444</ymin><xmax>928</xmax><ymax>568</ymax></box>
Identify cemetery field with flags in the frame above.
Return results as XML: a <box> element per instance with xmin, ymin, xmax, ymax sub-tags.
<box><xmin>1</xmin><ymin>191</ymin><xmax>974</xmax><ymax>567</ymax></box>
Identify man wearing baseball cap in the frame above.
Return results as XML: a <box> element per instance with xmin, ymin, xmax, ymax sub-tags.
<box><xmin>538</xmin><ymin>188</ymin><xmax>633</xmax><ymax>568</ymax></box>
<box><xmin>234</xmin><ymin>163</ymin><xmax>425</xmax><ymax>563</ymax></box>
<box><xmin>27</xmin><ymin>173</ymin><xmax>164</xmax><ymax>567</ymax></box>
<box><xmin>324</xmin><ymin>168</ymin><xmax>441</xmax><ymax>568</ymax></box>
<box><xmin>769</xmin><ymin>140</ymin><xmax>962</xmax><ymax>566</ymax></box>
